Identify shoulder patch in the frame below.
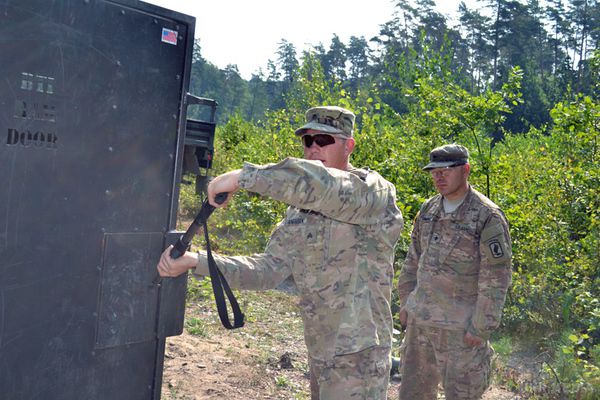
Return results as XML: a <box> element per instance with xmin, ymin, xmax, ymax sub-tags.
<box><xmin>420</xmin><ymin>214</ymin><xmax>433</xmax><ymax>221</ymax></box>
<box><xmin>488</xmin><ymin>240</ymin><xmax>505</xmax><ymax>258</ymax></box>
<box><xmin>285</xmin><ymin>217</ymin><xmax>305</xmax><ymax>225</ymax></box>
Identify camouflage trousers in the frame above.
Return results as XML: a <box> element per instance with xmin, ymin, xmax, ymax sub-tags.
<box><xmin>309</xmin><ymin>346</ymin><xmax>391</xmax><ymax>400</ymax></box>
<box><xmin>398</xmin><ymin>323</ymin><xmax>493</xmax><ymax>400</ymax></box>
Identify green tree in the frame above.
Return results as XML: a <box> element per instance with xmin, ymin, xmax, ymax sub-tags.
<box><xmin>546</xmin><ymin>0</ymin><xmax>573</xmax><ymax>74</ymax></box>
<box><xmin>346</xmin><ymin>36</ymin><xmax>371</xmax><ymax>89</ymax></box>
<box><xmin>276</xmin><ymin>39</ymin><xmax>300</xmax><ymax>85</ymax></box>
<box><xmin>247</xmin><ymin>70</ymin><xmax>269</xmax><ymax>121</ymax></box>
<box><xmin>219</xmin><ymin>65</ymin><xmax>248</xmax><ymax>117</ymax></box>
<box><xmin>413</xmin><ymin>0</ymin><xmax>449</xmax><ymax>50</ymax></box>
<box><xmin>266</xmin><ymin>58</ymin><xmax>284</xmax><ymax>110</ymax></box>
<box><xmin>458</xmin><ymin>2</ymin><xmax>494</xmax><ymax>92</ymax></box>
<box><xmin>323</xmin><ymin>34</ymin><xmax>348</xmax><ymax>81</ymax></box>
<box><xmin>568</xmin><ymin>0</ymin><xmax>600</xmax><ymax>94</ymax></box>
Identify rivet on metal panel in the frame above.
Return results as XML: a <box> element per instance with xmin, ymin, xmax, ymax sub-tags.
<box><xmin>112</xmin><ymin>104</ymin><xmax>117</xmax><ymax>109</ymax></box>
<box><xmin>175</xmin><ymin>74</ymin><xmax>181</xmax><ymax>80</ymax></box>
<box><xmin>105</xmin><ymin>190</ymin><xmax>111</xmax><ymax>195</ymax></box>
<box><xmin>115</xmin><ymin>60</ymin><xmax>122</xmax><ymax>67</ymax></box>
<box><xmin>120</xmin><ymin>10</ymin><xmax>125</xmax><ymax>15</ymax></box>
<box><xmin>153</xmin><ymin>19</ymin><xmax>158</xmax><ymax>24</ymax></box>
<box><xmin>172</xmin><ymin>114</ymin><xmax>177</xmax><ymax>119</ymax></box>
<box><xmin>108</xmin><ymin>146</ymin><xmax>113</xmax><ymax>152</ymax></box>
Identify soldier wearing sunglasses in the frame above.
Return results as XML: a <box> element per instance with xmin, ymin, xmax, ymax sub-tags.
<box><xmin>157</xmin><ymin>106</ymin><xmax>403</xmax><ymax>399</ymax></box>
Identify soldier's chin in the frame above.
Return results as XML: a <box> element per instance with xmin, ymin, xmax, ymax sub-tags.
<box><xmin>436</xmin><ymin>187</ymin><xmax>451</xmax><ymax>196</ymax></box>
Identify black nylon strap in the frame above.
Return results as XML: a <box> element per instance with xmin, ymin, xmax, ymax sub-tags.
<box><xmin>202</xmin><ymin>219</ymin><xmax>245</xmax><ymax>330</ymax></box>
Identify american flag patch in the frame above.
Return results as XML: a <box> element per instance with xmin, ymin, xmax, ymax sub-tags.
<box><xmin>161</xmin><ymin>28</ymin><xmax>178</xmax><ymax>45</ymax></box>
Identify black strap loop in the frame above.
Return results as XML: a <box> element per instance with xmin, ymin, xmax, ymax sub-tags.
<box><xmin>202</xmin><ymin>218</ymin><xmax>245</xmax><ymax>329</ymax></box>
<box><xmin>166</xmin><ymin>192</ymin><xmax>244</xmax><ymax>330</ymax></box>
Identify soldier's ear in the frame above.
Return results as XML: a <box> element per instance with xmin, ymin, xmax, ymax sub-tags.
<box><xmin>345</xmin><ymin>138</ymin><xmax>355</xmax><ymax>155</ymax></box>
<box><xmin>464</xmin><ymin>163</ymin><xmax>471</xmax><ymax>175</ymax></box>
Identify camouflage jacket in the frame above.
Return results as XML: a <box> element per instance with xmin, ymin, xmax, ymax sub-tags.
<box><xmin>193</xmin><ymin>157</ymin><xmax>403</xmax><ymax>361</ymax></box>
<box><xmin>397</xmin><ymin>186</ymin><xmax>512</xmax><ymax>339</ymax></box>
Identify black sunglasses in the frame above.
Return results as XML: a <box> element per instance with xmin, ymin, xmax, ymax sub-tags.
<box><xmin>302</xmin><ymin>134</ymin><xmax>336</xmax><ymax>148</ymax></box>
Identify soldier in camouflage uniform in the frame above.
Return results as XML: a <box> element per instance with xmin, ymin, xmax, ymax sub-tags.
<box><xmin>397</xmin><ymin>144</ymin><xmax>512</xmax><ymax>400</ymax></box>
<box><xmin>157</xmin><ymin>106</ymin><xmax>403</xmax><ymax>399</ymax></box>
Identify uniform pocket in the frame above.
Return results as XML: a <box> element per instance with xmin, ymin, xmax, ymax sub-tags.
<box><xmin>446</xmin><ymin>228</ymin><xmax>479</xmax><ymax>275</ymax></box>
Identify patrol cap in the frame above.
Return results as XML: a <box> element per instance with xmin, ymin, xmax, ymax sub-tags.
<box><xmin>423</xmin><ymin>144</ymin><xmax>470</xmax><ymax>170</ymax></box>
<box><xmin>294</xmin><ymin>106</ymin><xmax>355</xmax><ymax>138</ymax></box>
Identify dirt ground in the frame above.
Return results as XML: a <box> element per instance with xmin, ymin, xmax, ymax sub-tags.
<box><xmin>161</xmin><ymin>288</ymin><xmax>522</xmax><ymax>400</ymax></box>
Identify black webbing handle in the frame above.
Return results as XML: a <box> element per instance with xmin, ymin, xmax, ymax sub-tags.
<box><xmin>169</xmin><ymin>192</ymin><xmax>229</xmax><ymax>259</ymax></box>
<box><xmin>163</xmin><ymin>192</ymin><xmax>244</xmax><ymax>330</ymax></box>
<box><xmin>152</xmin><ymin>193</ymin><xmax>228</xmax><ymax>285</ymax></box>
<box><xmin>202</xmin><ymin>217</ymin><xmax>245</xmax><ymax>329</ymax></box>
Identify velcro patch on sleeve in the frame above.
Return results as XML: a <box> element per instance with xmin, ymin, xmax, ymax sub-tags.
<box><xmin>488</xmin><ymin>239</ymin><xmax>505</xmax><ymax>258</ymax></box>
<box><xmin>481</xmin><ymin>216</ymin><xmax>511</xmax><ymax>263</ymax></box>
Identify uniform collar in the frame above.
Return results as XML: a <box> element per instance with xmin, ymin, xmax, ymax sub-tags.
<box><xmin>430</xmin><ymin>185</ymin><xmax>475</xmax><ymax>218</ymax></box>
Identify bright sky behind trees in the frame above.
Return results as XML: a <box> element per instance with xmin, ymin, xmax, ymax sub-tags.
<box><xmin>145</xmin><ymin>0</ymin><xmax>480</xmax><ymax>79</ymax></box>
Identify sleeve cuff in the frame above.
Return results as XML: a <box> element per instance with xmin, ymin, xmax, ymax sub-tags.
<box><xmin>467</xmin><ymin>324</ymin><xmax>491</xmax><ymax>340</ymax></box>
<box><xmin>191</xmin><ymin>250</ymin><xmax>210</xmax><ymax>276</ymax></box>
<box><xmin>238</xmin><ymin>162</ymin><xmax>259</xmax><ymax>190</ymax></box>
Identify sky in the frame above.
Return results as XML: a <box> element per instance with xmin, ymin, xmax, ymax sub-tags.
<box><xmin>143</xmin><ymin>0</ymin><xmax>480</xmax><ymax>79</ymax></box>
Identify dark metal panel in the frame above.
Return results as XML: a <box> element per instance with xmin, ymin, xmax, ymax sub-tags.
<box><xmin>95</xmin><ymin>232</ymin><xmax>163</xmax><ymax>349</ymax></box>
<box><xmin>0</xmin><ymin>0</ymin><xmax>196</xmax><ymax>399</ymax></box>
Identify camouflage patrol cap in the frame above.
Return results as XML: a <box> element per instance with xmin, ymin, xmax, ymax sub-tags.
<box><xmin>294</xmin><ymin>106</ymin><xmax>355</xmax><ymax>138</ymax></box>
<box><xmin>423</xmin><ymin>144</ymin><xmax>470</xmax><ymax>170</ymax></box>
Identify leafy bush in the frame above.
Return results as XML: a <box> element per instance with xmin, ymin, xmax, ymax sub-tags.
<box><xmin>180</xmin><ymin>50</ymin><xmax>599</xmax><ymax>397</ymax></box>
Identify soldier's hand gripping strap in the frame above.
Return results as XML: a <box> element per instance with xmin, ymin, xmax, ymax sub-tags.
<box><xmin>169</xmin><ymin>192</ymin><xmax>244</xmax><ymax>330</ymax></box>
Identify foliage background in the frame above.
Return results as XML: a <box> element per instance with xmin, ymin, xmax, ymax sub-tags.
<box><xmin>180</xmin><ymin>1</ymin><xmax>600</xmax><ymax>397</ymax></box>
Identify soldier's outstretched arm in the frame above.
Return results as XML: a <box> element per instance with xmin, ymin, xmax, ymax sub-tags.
<box><xmin>182</xmin><ymin>216</ymin><xmax>295</xmax><ymax>291</ymax></box>
<box><xmin>236</xmin><ymin>158</ymin><xmax>396</xmax><ymax>225</ymax></box>
<box><xmin>191</xmin><ymin>251</ymin><xmax>292</xmax><ymax>290</ymax></box>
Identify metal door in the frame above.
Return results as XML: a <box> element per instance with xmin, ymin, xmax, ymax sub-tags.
<box><xmin>0</xmin><ymin>1</ymin><xmax>194</xmax><ymax>398</ymax></box>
